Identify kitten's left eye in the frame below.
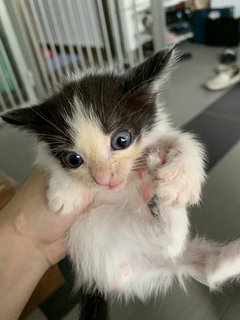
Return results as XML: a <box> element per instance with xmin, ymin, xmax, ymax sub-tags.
<box><xmin>62</xmin><ymin>152</ymin><xmax>83</xmax><ymax>169</ymax></box>
<box><xmin>111</xmin><ymin>130</ymin><xmax>133</xmax><ymax>150</ymax></box>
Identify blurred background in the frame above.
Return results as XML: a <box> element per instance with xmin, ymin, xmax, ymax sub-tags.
<box><xmin>0</xmin><ymin>0</ymin><xmax>239</xmax><ymax>112</ymax></box>
<box><xmin>1</xmin><ymin>1</ymin><xmax>240</xmax><ymax>319</ymax></box>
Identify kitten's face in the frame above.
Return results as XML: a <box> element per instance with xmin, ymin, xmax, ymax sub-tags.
<box><xmin>1</xmin><ymin>49</ymin><xmax>175</xmax><ymax>190</ymax></box>
<box><xmin>58</xmin><ymin>84</ymin><xmax>148</xmax><ymax>189</ymax></box>
<box><xmin>65</xmin><ymin>114</ymin><xmax>143</xmax><ymax>189</ymax></box>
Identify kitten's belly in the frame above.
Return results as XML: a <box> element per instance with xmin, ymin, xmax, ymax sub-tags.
<box><xmin>68</xmin><ymin>177</ymin><xmax>180</xmax><ymax>299</ymax></box>
<box><xmin>68</xmin><ymin>182</ymin><xmax>165</xmax><ymax>298</ymax></box>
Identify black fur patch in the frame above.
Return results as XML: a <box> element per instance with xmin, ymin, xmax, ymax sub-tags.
<box><xmin>148</xmin><ymin>195</ymin><xmax>160</xmax><ymax>216</ymax></box>
<box><xmin>124</xmin><ymin>48</ymin><xmax>174</xmax><ymax>92</ymax></box>
<box><xmin>67</xmin><ymin>73</ymin><xmax>156</xmax><ymax>136</ymax></box>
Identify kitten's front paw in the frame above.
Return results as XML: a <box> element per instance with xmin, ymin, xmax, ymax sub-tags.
<box><xmin>47</xmin><ymin>191</ymin><xmax>77</xmax><ymax>215</ymax></box>
<box><xmin>46</xmin><ymin>168</ymin><xmax>84</xmax><ymax>215</ymax></box>
<box><xmin>147</xmin><ymin>142</ymin><xmax>204</xmax><ymax>207</ymax></box>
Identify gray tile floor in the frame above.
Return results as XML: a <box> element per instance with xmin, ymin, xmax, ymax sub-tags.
<box><xmin>2</xmin><ymin>43</ymin><xmax>240</xmax><ymax>320</ymax></box>
<box><xmin>167</xmin><ymin>42</ymin><xmax>229</xmax><ymax>127</ymax></box>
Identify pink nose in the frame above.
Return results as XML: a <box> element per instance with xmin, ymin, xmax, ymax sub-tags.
<box><xmin>91</xmin><ymin>164</ymin><xmax>112</xmax><ymax>187</ymax></box>
<box><xmin>94</xmin><ymin>172</ymin><xmax>112</xmax><ymax>186</ymax></box>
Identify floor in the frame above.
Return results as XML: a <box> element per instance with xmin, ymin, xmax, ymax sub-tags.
<box><xmin>1</xmin><ymin>42</ymin><xmax>240</xmax><ymax>320</ymax></box>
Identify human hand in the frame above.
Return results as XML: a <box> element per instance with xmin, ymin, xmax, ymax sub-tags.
<box><xmin>0</xmin><ymin>170</ymin><xmax>95</xmax><ymax>269</ymax></box>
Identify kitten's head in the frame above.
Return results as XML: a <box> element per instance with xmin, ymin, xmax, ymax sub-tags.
<box><xmin>2</xmin><ymin>48</ymin><xmax>176</xmax><ymax>190</ymax></box>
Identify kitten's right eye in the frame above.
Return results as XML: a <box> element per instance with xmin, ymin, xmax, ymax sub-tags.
<box><xmin>111</xmin><ymin>130</ymin><xmax>133</xmax><ymax>150</ymax></box>
<box><xmin>62</xmin><ymin>152</ymin><xmax>83</xmax><ymax>169</ymax></box>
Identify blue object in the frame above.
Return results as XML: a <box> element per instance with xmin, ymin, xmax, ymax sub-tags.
<box><xmin>45</xmin><ymin>53</ymin><xmax>81</xmax><ymax>73</ymax></box>
<box><xmin>0</xmin><ymin>52</ymin><xmax>15</xmax><ymax>93</ymax></box>
<box><xmin>192</xmin><ymin>8</ymin><xmax>234</xmax><ymax>43</ymax></box>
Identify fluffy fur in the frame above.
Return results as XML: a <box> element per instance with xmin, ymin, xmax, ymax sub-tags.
<box><xmin>2</xmin><ymin>48</ymin><xmax>240</xmax><ymax>319</ymax></box>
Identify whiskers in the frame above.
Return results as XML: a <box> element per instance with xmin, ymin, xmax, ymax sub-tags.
<box><xmin>131</xmin><ymin>150</ymin><xmax>148</xmax><ymax>171</ymax></box>
<box><xmin>39</xmin><ymin>133</ymin><xmax>70</xmax><ymax>143</ymax></box>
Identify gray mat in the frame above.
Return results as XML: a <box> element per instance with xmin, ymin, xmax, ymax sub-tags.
<box><xmin>184</xmin><ymin>85</ymin><xmax>240</xmax><ymax>170</ymax></box>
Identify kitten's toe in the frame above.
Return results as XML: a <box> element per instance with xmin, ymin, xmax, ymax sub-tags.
<box><xmin>154</xmin><ymin>164</ymin><xmax>202</xmax><ymax>207</ymax></box>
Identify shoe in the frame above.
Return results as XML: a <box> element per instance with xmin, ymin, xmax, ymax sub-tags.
<box><xmin>215</xmin><ymin>64</ymin><xmax>232</xmax><ymax>72</ymax></box>
<box><xmin>220</xmin><ymin>48</ymin><xmax>237</xmax><ymax>65</ymax></box>
<box><xmin>205</xmin><ymin>65</ymin><xmax>240</xmax><ymax>91</ymax></box>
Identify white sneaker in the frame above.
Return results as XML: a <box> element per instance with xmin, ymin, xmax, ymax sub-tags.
<box><xmin>215</xmin><ymin>64</ymin><xmax>232</xmax><ymax>72</ymax></box>
<box><xmin>205</xmin><ymin>65</ymin><xmax>240</xmax><ymax>91</ymax></box>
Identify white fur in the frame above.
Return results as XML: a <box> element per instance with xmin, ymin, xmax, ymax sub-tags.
<box><xmin>68</xmin><ymin>177</ymin><xmax>190</xmax><ymax>299</ymax></box>
<box><xmin>147</xmin><ymin>130</ymin><xmax>206</xmax><ymax>206</ymax></box>
<box><xmin>66</xmin><ymin>127</ymin><xmax>206</xmax><ymax>299</ymax></box>
<box><xmin>35</xmin><ymin>143</ymin><xmax>87</xmax><ymax>215</ymax></box>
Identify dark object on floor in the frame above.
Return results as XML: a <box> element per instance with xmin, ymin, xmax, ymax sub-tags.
<box><xmin>220</xmin><ymin>48</ymin><xmax>237</xmax><ymax>64</ymax></box>
<box><xmin>79</xmin><ymin>290</ymin><xmax>109</xmax><ymax>320</ymax></box>
<box><xmin>40</xmin><ymin>258</ymin><xmax>79</xmax><ymax>319</ymax></box>
<box><xmin>205</xmin><ymin>17</ymin><xmax>240</xmax><ymax>47</ymax></box>
<box><xmin>183</xmin><ymin>85</ymin><xmax>240</xmax><ymax>170</ymax></box>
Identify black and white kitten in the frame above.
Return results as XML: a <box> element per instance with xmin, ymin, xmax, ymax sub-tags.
<box><xmin>3</xmin><ymin>48</ymin><xmax>240</xmax><ymax>320</ymax></box>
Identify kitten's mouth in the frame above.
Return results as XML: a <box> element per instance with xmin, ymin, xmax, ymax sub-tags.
<box><xmin>107</xmin><ymin>180</ymin><xmax>124</xmax><ymax>190</ymax></box>
<box><xmin>92</xmin><ymin>177</ymin><xmax>125</xmax><ymax>191</ymax></box>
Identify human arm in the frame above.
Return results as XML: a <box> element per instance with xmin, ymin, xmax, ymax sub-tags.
<box><xmin>0</xmin><ymin>170</ymin><xmax>94</xmax><ymax>320</ymax></box>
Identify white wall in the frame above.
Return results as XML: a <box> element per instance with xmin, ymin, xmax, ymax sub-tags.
<box><xmin>211</xmin><ymin>0</ymin><xmax>240</xmax><ymax>17</ymax></box>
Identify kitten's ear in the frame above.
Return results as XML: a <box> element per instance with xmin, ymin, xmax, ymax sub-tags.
<box><xmin>1</xmin><ymin>106</ymin><xmax>41</xmax><ymax>128</ymax></box>
<box><xmin>1</xmin><ymin>102</ymin><xmax>61</xmax><ymax>135</ymax></box>
<box><xmin>124</xmin><ymin>47</ymin><xmax>177</xmax><ymax>93</ymax></box>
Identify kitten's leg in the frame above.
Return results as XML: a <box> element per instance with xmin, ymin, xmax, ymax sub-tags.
<box><xmin>147</xmin><ymin>130</ymin><xmax>206</xmax><ymax>207</ymax></box>
<box><xmin>145</xmin><ymin>130</ymin><xmax>206</xmax><ymax>258</ymax></box>
<box><xmin>149</xmin><ymin>200</ymin><xmax>190</xmax><ymax>259</ymax></box>
<box><xmin>47</xmin><ymin>167</ymin><xmax>86</xmax><ymax>215</ymax></box>
<box><xmin>78</xmin><ymin>289</ymin><xmax>109</xmax><ymax>320</ymax></box>
<box><xmin>179</xmin><ymin>237</ymin><xmax>240</xmax><ymax>289</ymax></box>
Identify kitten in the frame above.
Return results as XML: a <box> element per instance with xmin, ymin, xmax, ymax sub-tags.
<box><xmin>3</xmin><ymin>48</ymin><xmax>240</xmax><ymax>320</ymax></box>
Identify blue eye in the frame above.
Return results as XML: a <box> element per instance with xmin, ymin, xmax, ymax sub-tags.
<box><xmin>111</xmin><ymin>130</ymin><xmax>133</xmax><ymax>150</ymax></box>
<box><xmin>62</xmin><ymin>152</ymin><xmax>83</xmax><ymax>169</ymax></box>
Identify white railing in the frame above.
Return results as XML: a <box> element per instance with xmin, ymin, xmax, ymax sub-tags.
<box><xmin>0</xmin><ymin>0</ymin><xmax>37</xmax><ymax>114</ymax></box>
<box><xmin>0</xmin><ymin>0</ymin><xmax>165</xmax><ymax>112</ymax></box>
